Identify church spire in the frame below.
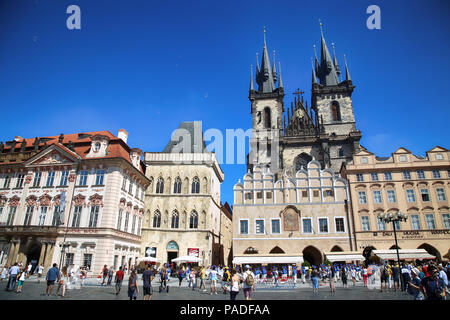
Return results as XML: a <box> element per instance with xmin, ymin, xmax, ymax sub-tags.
<box><xmin>278</xmin><ymin>61</ymin><xmax>284</xmax><ymax>88</ymax></box>
<box><xmin>344</xmin><ymin>54</ymin><xmax>352</xmax><ymax>81</ymax></box>
<box><xmin>331</xmin><ymin>43</ymin><xmax>341</xmax><ymax>78</ymax></box>
<box><xmin>256</xmin><ymin>27</ymin><xmax>276</xmax><ymax>93</ymax></box>
<box><xmin>250</xmin><ymin>64</ymin><xmax>255</xmax><ymax>91</ymax></box>
<box><xmin>318</xmin><ymin>20</ymin><xmax>339</xmax><ymax>86</ymax></box>
<box><xmin>311</xmin><ymin>57</ymin><xmax>318</xmax><ymax>85</ymax></box>
<box><xmin>272</xmin><ymin>50</ymin><xmax>277</xmax><ymax>83</ymax></box>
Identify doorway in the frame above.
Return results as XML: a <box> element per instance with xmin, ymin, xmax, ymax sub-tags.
<box><xmin>26</xmin><ymin>242</ymin><xmax>42</xmax><ymax>274</ymax></box>
<box><xmin>167</xmin><ymin>251</ymin><xmax>178</xmax><ymax>265</ymax></box>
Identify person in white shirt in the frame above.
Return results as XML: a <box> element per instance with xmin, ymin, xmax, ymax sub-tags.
<box><xmin>1</xmin><ymin>266</ymin><xmax>8</xmax><ymax>282</ymax></box>
<box><xmin>16</xmin><ymin>268</ymin><xmax>26</xmax><ymax>293</ymax></box>
<box><xmin>7</xmin><ymin>263</ymin><xmax>20</xmax><ymax>291</ymax></box>
<box><xmin>37</xmin><ymin>265</ymin><xmax>44</xmax><ymax>283</ymax></box>
<box><xmin>242</xmin><ymin>265</ymin><xmax>256</xmax><ymax>300</ymax></box>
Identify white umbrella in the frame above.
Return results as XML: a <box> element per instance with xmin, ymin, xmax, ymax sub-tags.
<box><xmin>171</xmin><ymin>255</ymin><xmax>202</xmax><ymax>263</ymax></box>
<box><xmin>137</xmin><ymin>257</ymin><xmax>160</xmax><ymax>263</ymax></box>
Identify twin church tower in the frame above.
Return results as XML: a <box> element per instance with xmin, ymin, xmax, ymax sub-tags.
<box><xmin>248</xmin><ymin>24</ymin><xmax>362</xmax><ymax>177</ymax></box>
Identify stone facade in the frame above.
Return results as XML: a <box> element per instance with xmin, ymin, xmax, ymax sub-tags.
<box><xmin>341</xmin><ymin>146</ymin><xmax>450</xmax><ymax>261</ymax></box>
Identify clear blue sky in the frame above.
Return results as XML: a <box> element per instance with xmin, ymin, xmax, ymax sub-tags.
<box><xmin>0</xmin><ymin>0</ymin><xmax>449</xmax><ymax>206</ymax></box>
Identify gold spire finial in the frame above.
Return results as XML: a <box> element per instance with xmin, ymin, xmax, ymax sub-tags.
<box><xmin>319</xmin><ymin>19</ymin><xmax>324</xmax><ymax>36</ymax></box>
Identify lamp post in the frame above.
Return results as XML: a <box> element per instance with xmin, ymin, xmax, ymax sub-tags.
<box><xmin>377</xmin><ymin>211</ymin><xmax>408</xmax><ymax>290</ymax></box>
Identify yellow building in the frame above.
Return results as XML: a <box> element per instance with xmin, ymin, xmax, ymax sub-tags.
<box><xmin>341</xmin><ymin>146</ymin><xmax>450</xmax><ymax>261</ymax></box>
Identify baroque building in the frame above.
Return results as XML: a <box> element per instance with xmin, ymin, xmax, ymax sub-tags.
<box><xmin>341</xmin><ymin>146</ymin><xmax>450</xmax><ymax>261</ymax></box>
<box><xmin>141</xmin><ymin>121</ymin><xmax>232</xmax><ymax>266</ymax></box>
<box><xmin>0</xmin><ymin>130</ymin><xmax>150</xmax><ymax>274</ymax></box>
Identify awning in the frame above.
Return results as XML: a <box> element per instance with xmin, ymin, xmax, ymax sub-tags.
<box><xmin>373</xmin><ymin>249</ymin><xmax>436</xmax><ymax>260</ymax></box>
<box><xmin>137</xmin><ymin>257</ymin><xmax>160</xmax><ymax>263</ymax></box>
<box><xmin>171</xmin><ymin>255</ymin><xmax>202</xmax><ymax>263</ymax></box>
<box><xmin>232</xmin><ymin>256</ymin><xmax>303</xmax><ymax>265</ymax></box>
<box><xmin>324</xmin><ymin>252</ymin><xmax>365</xmax><ymax>262</ymax></box>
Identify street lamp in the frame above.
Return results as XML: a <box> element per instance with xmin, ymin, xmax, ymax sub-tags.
<box><xmin>377</xmin><ymin>211</ymin><xmax>408</xmax><ymax>290</ymax></box>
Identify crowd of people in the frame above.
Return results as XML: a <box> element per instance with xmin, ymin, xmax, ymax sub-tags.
<box><xmin>1</xmin><ymin>259</ymin><xmax>448</xmax><ymax>300</ymax></box>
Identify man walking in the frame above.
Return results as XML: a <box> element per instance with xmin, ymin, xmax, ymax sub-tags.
<box><xmin>142</xmin><ymin>265</ymin><xmax>154</xmax><ymax>300</ymax></box>
<box><xmin>115</xmin><ymin>266</ymin><xmax>125</xmax><ymax>295</ymax></box>
<box><xmin>6</xmin><ymin>263</ymin><xmax>20</xmax><ymax>291</ymax></box>
<box><xmin>421</xmin><ymin>265</ymin><xmax>446</xmax><ymax>300</ymax></box>
<box><xmin>45</xmin><ymin>263</ymin><xmax>60</xmax><ymax>296</ymax></box>
<box><xmin>242</xmin><ymin>265</ymin><xmax>255</xmax><ymax>300</ymax></box>
<box><xmin>107</xmin><ymin>267</ymin><xmax>114</xmax><ymax>286</ymax></box>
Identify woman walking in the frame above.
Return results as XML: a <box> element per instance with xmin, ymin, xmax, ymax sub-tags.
<box><xmin>363</xmin><ymin>267</ymin><xmax>368</xmax><ymax>287</ymax></box>
<box><xmin>329</xmin><ymin>267</ymin><xmax>336</xmax><ymax>293</ymax></box>
<box><xmin>56</xmin><ymin>266</ymin><xmax>68</xmax><ymax>297</ymax></box>
<box><xmin>230</xmin><ymin>269</ymin><xmax>240</xmax><ymax>300</ymax></box>
<box><xmin>341</xmin><ymin>267</ymin><xmax>348</xmax><ymax>288</ymax></box>
<box><xmin>0</xmin><ymin>265</ymin><xmax>7</xmax><ymax>282</ymax></box>
<box><xmin>311</xmin><ymin>267</ymin><xmax>319</xmax><ymax>293</ymax></box>
<box><xmin>128</xmin><ymin>270</ymin><xmax>139</xmax><ymax>300</ymax></box>
<box><xmin>16</xmin><ymin>267</ymin><xmax>26</xmax><ymax>293</ymax></box>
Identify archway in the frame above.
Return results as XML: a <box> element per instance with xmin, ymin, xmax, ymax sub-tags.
<box><xmin>166</xmin><ymin>240</ymin><xmax>179</xmax><ymax>265</ymax></box>
<box><xmin>330</xmin><ymin>245</ymin><xmax>343</xmax><ymax>252</ymax></box>
<box><xmin>389</xmin><ymin>245</ymin><xmax>401</xmax><ymax>250</ymax></box>
<box><xmin>302</xmin><ymin>246</ymin><xmax>322</xmax><ymax>266</ymax></box>
<box><xmin>26</xmin><ymin>241</ymin><xmax>42</xmax><ymax>274</ymax></box>
<box><xmin>269</xmin><ymin>246</ymin><xmax>285</xmax><ymax>254</ymax></box>
<box><xmin>294</xmin><ymin>153</ymin><xmax>312</xmax><ymax>171</ymax></box>
<box><xmin>418</xmin><ymin>243</ymin><xmax>441</xmax><ymax>261</ymax></box>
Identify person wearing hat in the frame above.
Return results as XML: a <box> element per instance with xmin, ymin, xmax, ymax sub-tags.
<box><xmin>407</xmin><ymin>268</ymin><xmax>424</xmax><ymax>300</ymax></box>
<box><xmin>242</xmin><ymin>265</ymin><xmax>255</xmax><ymax>300</ymax></box>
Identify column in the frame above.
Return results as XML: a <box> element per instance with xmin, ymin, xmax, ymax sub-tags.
<box><xmin>44</xmin><ymin>242</ymin><xmax>55</xmax><ymax>269</ymax></box>
<box><xmin>38</xmin><ymin>242</ymin><xmax>48</xmax><ymax>266</ymax></box>
<box><xmin>6</xmin><ymin>242</ymin><xmax>16</xmax><ymax>266</ymax></box>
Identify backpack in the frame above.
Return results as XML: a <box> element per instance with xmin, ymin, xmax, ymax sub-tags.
<box><xmin>245</xmin><ymin>273</ymin><xmax>254</xmax><ymax>286</ymax></box>
<box><xmin>223</xmin><ymin>273</ymin><xmax>228</xmax><ymax>281</ymax></box>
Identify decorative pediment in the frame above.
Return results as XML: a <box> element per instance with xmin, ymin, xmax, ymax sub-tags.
<box><xmin>0</xmin><ymin>194</ymin><xmax>7</xmax><ymax>207</ymax></box>
<box><xmin>393</xmin><ymin>147</ymin><xmax>412</xmax><ymax>154</ymax></box>
<box><xmin>25</xmin><ymin>195</ymin><xmax>38</xmax><ymax>207</ymax></box>
<box><xmin>73</xmin><ymin>194</ymin><xmax>86</xmax><ymax>207</ymax></box>
<box><xmin>88</xmin><ymin>193</ymin><xmax>104</xmax><ymax>207</ymax></box>
<box><xmin>39</xmin><ymin>194</ymin><xmax>52</xmax><ymax>206</ymax></box>
<box><xmin>428</xmin><ymin>146</ymin><xmax>448</xmax><ymax>153</ymax></box>
<box><xmin>133</xmin><ymin>205</ymin><xmax>139</xmax><ymax>212</ymax></box>
<box><xmin>25</xmin><ymin>144</ymin><xmax>80</xmax><ymax>167</ymax></box>
<box><xmin>355</xmin><ymin>149</ymin><xmax>374</xmax><ymax>156</ymax></box>
<box><xmin>9</xmin><ymin>195</ymin><xmax>21</xmax><ymax>207</ymax></box>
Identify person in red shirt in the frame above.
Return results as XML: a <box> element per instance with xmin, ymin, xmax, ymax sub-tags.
<box><xmin>115</xmin><ymin>266</ymin><xmax>125</xmax><ymax>295</ymax></box>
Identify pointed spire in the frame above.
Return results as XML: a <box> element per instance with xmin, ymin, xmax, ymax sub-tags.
<box><xmin>256</xmin><ymin>26</ymin><xmax>276</xmax><ymax>93</ymax></box>
<box><xmin>318</xmin><ymin>20</ymin><xmax>339</xmax><ymax>86</ymax></box>
<box><xmin>278</xmin><ymin>61</ymin><xmax>283</xmax><ymax>88</ymax></box>
<box><xmin>311</xmin><ymin>57</ymin><xmax>318</xmax><ymax>84</ymax></box>
<box><xmin>250</xmin><ymin>64</ymin><xmax>254</xmax><ymax>91</ymax></box>
<box><xmin>272</xmin><ymin>50</ymin><xmax>277</xmax><ymax>83</ymax></box>
<box><xmin>256</xmin><ymin>52</ymin><xmax>260</xmax><ymax>73</ymax></box>
<box><xmin>331</xmin><ymin>43</ymin><xmax>341</xmax><ymax>78</ymax></box>
<box><xmin>313</xmin><ymin>45</ymin><xmax>320</xmax><ymax>74</ymax></box>
<box><xmin>344</xmin><ymin>54</ymin><xmax>352</xmax><ymax>81</ymax></box>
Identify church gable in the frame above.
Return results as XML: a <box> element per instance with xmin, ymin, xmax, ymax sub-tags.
<box><xmin>24</xmin><ymin>144</ymin><xmax>80</xmax><ymax>167</ymax></box>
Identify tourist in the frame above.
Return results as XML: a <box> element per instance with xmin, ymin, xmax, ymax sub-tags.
<box><xmin>407</xmin><ymin>268</ymin><xmax>424</xmax><ymax>300</ymax></box>
<box><xmin>6</xmin><ymin>263</ymin><xmax>20</xmax><ymax>292</ymax></box>
<box><xmin>127</xmin><ymin>270</ymin><xmax>139</xmax><ymax>300</ymax></box>
<box><xmin>421</xmin><ymin>265</ymin><xmax>446</xmax><ymax>300</ymax></box>
<box><xmin>351</xmin><ymin>266</ymin><xmax>357</xmax><ymax>286</ymax></box>
<box><xmin>242</xmin><ymin>265</ymin><xmax>255</xmax><ymax>300</ymax></box>
<box><xmin>380</xmin><ymin>264</ymin><xmax>389</xmax><ymax>292</ymax></box>
<box><xmin>301</xmin><ymin>265</ymin><xmax>306</xmax><ymax>284</ymax></box>
<box><xmin>362</xmin><ymin>266</ymin><xmax>368</xmax><ymax>287</ymax></box>
<box><xmin>36</xmin><ymin>264</ymin><xmax>44</xmax><ymax>283</ymax></box>
<box><xmin>209</xmin><ymin>266</ymin><xmax>218</xmax><ymax>295</ymax></box>
<box><xmin>293</xmin><ymin>265</ymin><xmax>297</xmax><ymax>285</ymax></box>
<box><xmin>340</xmin><ymin>266</ymin><xmax>348</xmax><ymax>288</ymax></box>
<box><xmin>199</xmin><ymin>266</ymin><xmax>207</xmax><ymax>292</ymax></box>
<box><xmin>328</xmin><ymin>267</ymin><xmax>336</xmax><ymax>293</ymax></box>
<box><xmin>56</xmin><ymin>265</ymin><xmax>68</xmax><ymax>297</ymax></box>
<box><xmin>16</xmin><ymin>267</ymin><xmax>26</xmax><ymax>293</ymax></box>
<box><xmin>261</xmin><ymin>266</ymin><xmax>267</xmax><ymax>284</ymax></box>
<box><xmin>160</xmin><ymin>264</ymin><xmax>168</xmax><ymax>290</ymax></box>
<box><xmin>101</xmin><ymin>265</ymin><xmax>108</xmax><ymax>286</ymax></box>
<box><xmin>188</xmin><ymin>268</ymin><xmax>196</xmax><ymax>289</ymax></box>
<box><xmin>401</xmin><ymin>264</ymin><xmax>411</xmax><ymax>292</ymax></box>
<box><xmin>311</xmin><ymin>267</ymin><xmax>319</xmax><ymax>293</ymax></box>
<box><xmin>391</xmin><ymin>263</ymin><xmax>400</xmax><ymax>291</ymax></box>
<box><xmin>221</xmin><ymin>267</ymin><xmax>230</xmax><ymax>294</ymax></box>
<box><xmin>115</xmin><ymin>266</ymin><xmax>125</xmax><ymax>295</ymax></box>
<box><xmin>142</xmin><ymin>265</ymin><xmax>154</xmax><ymax>300</ymax></box>
<box><xmin>26</xmin><ymin>263</ymin><xmax>32</xmax><ymax>277</ymax></box>
<box><xmin>438</xmin><ymin>265</ymin><xmax>448</xmax><ymax>289</ymax></box>
<box><xmin>45</xmin><ymin>263</ymin><xmax>60</xmax><ymax>296</ymax></box>
<box><xmin>386</xmin><ymin>263</ymin><xmax>392</xmax><ymax>289</ymax></box>
<box><xmin>230</xmin><ymin>269</ymin><xmax>240</xmax><ymax>300</ymax></box>
<box><xmin>177</xmin><ymin>267</ymin><xmax>184</xmax><ymax>287</ymax></box>
<box><xmin>0</xmin><ymin>265</ymin><xmax>8</xmax><ymax>282</ymax></box>
<box><xmin>107</xmin><ymin>266</ymin><xmax>114</xmax><ymax>286</ymax></box>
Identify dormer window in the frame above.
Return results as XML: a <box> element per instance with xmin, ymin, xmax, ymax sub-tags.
<box><xmin>94</xmin><ymin>142</ymin><xmax>101</xmax><ymax>152</ymax></box>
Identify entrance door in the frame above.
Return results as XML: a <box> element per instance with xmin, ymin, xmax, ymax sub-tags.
<box><xmin>167</xmin><ymin>251</ymin><xmax>178</xmax><ymax>265</ymax></box>
<box><xmin>26</xmin><ymin>242</ymin><xmax>42</xmax><ymax>274</ymax></box>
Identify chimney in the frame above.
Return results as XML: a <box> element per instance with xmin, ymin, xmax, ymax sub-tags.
<box><xmin>118</xmin><ymin>129</ymin><xmax>128</xmax><ymax>144</ymax></box>
<box><xmin>14</xmin><ymin>136</ymin><xmax>23</xmax><ymax>142</ymax></box>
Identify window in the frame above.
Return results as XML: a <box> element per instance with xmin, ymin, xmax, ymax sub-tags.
<box><xmin>417</xmin><ymin>170</ymin><xmax>425</xmax><ymax>180</ymax></box>
<box><xmin>403</xmin><ymin>171</ymin><xmax>411</xmax><ymax>180</ymax></box>
<box><xmin>373</xmin><ymin>190</ymin><xmax>382</xmax><ymax>204</ymax></box>
<box><xmin>358</xmin><ymin>191</ymin><xmax>367</xmax><ymax>204</ymax></box>
<box><xmin>240</xmin><ymin>220</ymin><xmax>249</xmax><ymax>234</ymax></box>
<box><xmin>152</xmin><ymin>211</ymin><xmax>161</xmax><ymax>228</ymax></box>
<box><xmin>245</xmin><ymin>193</ymin><xmax>252</xmax><ymax>200</ymax></box>
<box><xmin>399</xmin><ymin>155</ymin><xmax>407</xmax><ymax>162</ymax></box>
<box><xmin>256</xmin><ymin>192</ymin><xmax>263</xmax><ymax>199</ymax></box>
<box><xmin>271</xmin><ymin>219</ymin><xmax>281</xmax><ymax>234</ymax></box>
<box><xmin>72</xmin><ymin>206</ymin><xmax>82</xmax><ymax>227</ymax></box>
<box><xmin>264</xmin><ymin>107</ymin><xmax>271</xmax><ymax>128</ymax></box>
<box><xmin>432</xmin><ymin>170</ymin><xmax>441</xmax><ymax>179</ymax></box>
<box><xmin>38</xmin><ymin>207</ymin><xmax>47</xmax><ymax>226</ymax></box>
<box><xmin>171</xmin><ymin>211</ymin><xmax>179</xmax><ymax>229</ymax></box>
<box><xmin>411</xmin><ymin>215</ymin><xmax>421</xmax><ymax>230</ymax></box>
<box><xmin>15</xmin><ymin>174</ymin><xmax>25</xmax><ymax>188</ymax></box>
<box><xmin>6</xmin><ymin>207</ymin><xmax>16</xmax><ymax>226</ymax></box>
<box><xmin>318</xmin><ymin>218</ymin><xmax>328</xmax><ymax>233</ymax></box>
<box><xmin>83</xmin><ymin>254</ymin><xmax>92</xmax><ymax>269</ymax></box>
<box><xmin>24</xmin><ymin>206</ymin><xmax>33</xmax><ymax>226</ymax></box>
<box><xmin>88</xmin><ymin>206</ymin><xmax>99</xmax><ymax>228</ymax></box>
<box><xmin>302</xmin><ymin>191</ymin><xmax>308</xmax><ymax>198</ymax></box>
<box><xmin>302</xmin><ymin>218</ymin><xmax>312</xmax><ymax>233</ymax></box>
<box><xmin>191</xmin><ymin>177</ymin><xmax>200</xmax><ymax>194</ymax></box>
<box><xmin>52</xmin><ymin>207</ymin><xmax>61</xmax><ymax>226</ymax></box>
<box><xmin>371</xmin><ymin>173</ymin><xmax>379</xmax><ymax>181</ymax></box>
<box><xmin>131</xmin><ymin>215</ymin><xmax>136</xmax><ymax>234</ymax></box>
<box><xmin>384</xmin><ymin>172</ymin><xmax>392</xmax><ymax>181</ymax></box>
<box><xmin>137</xmin><ymin>217</ymin><xmax>142</xmax><ymax>236</ymax></box>
<box><xmin>425</xmin><ymin>214</ymin><xmax>436</xmax><ymax>230</ymax></box>
<box><xmin>46</xmin><ymin>172</ymin><xmax>55</xmax><ymax>187</ymax></box>
<box><xmin>128</xmin><ymin>180</ymin><xmax>133</xmax><ymax>194</ymax></box>
<box><xmin>173</xmin><ymin>177</ymin><xmax>182</xmax><ymax>194</ymax></box>
<box><xmin>32</xmin><ymin>172</ymin><xmax>42</xmax><ymax>187</ymax></box>
<box><xmin>331</xmin><ymin>101</ymin><xmax>341</xmax><ymax>121</ymax></box>
<box><xmin>377</xmin><ymin>217</ymin><xmax>386</xmax><ymax>231</ymax></box>
<box><xmin>335</xmin><ymin>218</ymin><xmax>345</xmax><ymax>233</ymax></box>
<box><xmin>78</xmin><ymin>171</ymin><xmax>88</xmax><ymax>186</ymax></box>
<box><xmin>313</xmin><ymin>190</ymin><xmax>319</xmax><ymax>198</ymax></box>
<box><xmin>95</xmin><ymin>170</ymin><xmax>105</xmax><ymax>185</ymax></box>
<box><xmin>387</xmin><ymin>190</ymin><xmax>397</xmax><ymax>203</ymax></box>
<box><xmin>255</xmin><ymin>219</ymin><xmax>264</xmax><ymax>234</ymax></box>
<box><xmin>65</xmin><ymin>253</ymin><xmax>74</xmax><ymax>267</ymax></box>
<box><xmin>361</xmin><ymin>216</ymin><xmax>370</xmax><ymax>231</ymax></box>
<box><xmin>2</xmin><ymin>175</ymin><xmax>11</xmax><ymax>189</ymax></box>
<box><xmin>436</xmin><ymin>188</ymin><xmax>446</xmax><ymax>201</ymax></box>
<box><xmin>324</xmin><ymin>190</ymin><xmax>333</xmax><ymax>197</ymax></box>
<box><xmin>406</xmin><ymin>189</ymin><xmax>416</xmax><ymax>202</ymax></box>
<box><xmin>124</xmin><ymin>212</ymin><xmax>130</xmax><ymax>231</ymax></box>
<box><xmin>155</xmin><ymin>178</ymin><xmax>164</xmax><ymax>194</ymax></box>
<box><xmin>189</xmin><ymin>211</ymin><xmax>198</xmax><ymax>229</ymax></box>
<box><xmin>436</xmin><ymin>153</ymin><xmax>444</xmax><ymax>160</ymax></box>
<box><xmin>420</xmin><ymin>189</ymin><xmax>430</xmax><ymax>202</ymax></box>
<box><xmin>443</xmin><ymin>214</ymin><xmax>450</xmax><ymax>229</ymax></box>
<box><xmin>59</xmin><ymin>171</ymin><xmax>69</xmax><ymax>186</ymax></box>
<box><xmin>266</xmin><ymin>192</ymin><xmax>272</xmax><ymax>199</ymax></box>
<box><xmin>94</xmin><ymin>142</ymin><xmax>101</xmax><ymax>152</ymax></box>
<box><xmin>361</xmin><ymin>157</ymin><xmax>368</xmax><ymax>164</ymax></box>
<box><xmin>122</xmin><ymin>177</ymin><xmax>127</xmax><ymax>191</ymax></box>
<box><xmin>356</xmin><ymin>173</ymin><xmax>364</xmax><ymax>182</ymax></box>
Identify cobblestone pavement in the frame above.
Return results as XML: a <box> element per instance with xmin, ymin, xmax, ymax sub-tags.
<box><xmin>0</xmin><ymin>275</ymin><xmax>413</xmax><ymax>300</ymax></box>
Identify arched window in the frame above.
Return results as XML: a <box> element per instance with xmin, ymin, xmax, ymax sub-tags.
<box><xmin>191</xmin><ymin>177</ymin><xmax>200</xmax><ymax>194</ymax></box>
<box><xmin>153</xmin><ymin>210</ymin><xmax>161</xmax><ymax>228</ymax></box>
<box><xmin>156</xmin><ymin>177</ymin><xmax>164</xmax><ymax>194</ymax></box>
<box><xmin>264</xmin><ymin>107</ymin><xmax>271</xmax><ymax>129</ymax></box>
<box><xmin>171</xmin><ymin>211</ymin><xmax>179</xmax><ymax>228</ymax></box>
<box><xmin>331</xmin><ymin>101</ymin><xmax>341</xmax><ymax>122</ymax></box>
<box><xmin>173</xmin><ymin>177</ymin><xmax>182</xmax><ymax>194</ymax></box>
<box><xmin>294</xmin><ymin>153</ymin><xmax>312</xmax><ymax>171</ymax></box>
<box><xmin>189</xmin><ymin>211</ymin><xmax>198</xmax><ymax>229</ymax></box>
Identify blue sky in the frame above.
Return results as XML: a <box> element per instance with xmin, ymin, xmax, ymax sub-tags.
<box><xmin>0</xmin><ymin>0</ymin><xmax>449</xmax><ymax>206</ymax></box>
